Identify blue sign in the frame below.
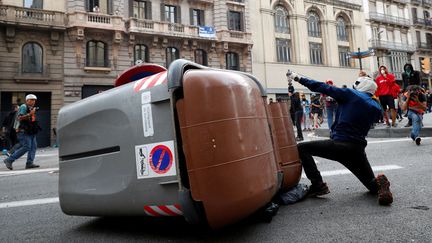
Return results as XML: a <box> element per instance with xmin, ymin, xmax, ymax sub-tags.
<box><xmin>199</xmin><ymin>26</ymin><xmax>216</xmax><ymax>38</ymax></box>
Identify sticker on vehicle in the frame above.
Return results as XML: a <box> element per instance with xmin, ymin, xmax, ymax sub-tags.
<box><xmin>135</xmin><ymin>140</ymin><xmax>177</xmax><ymax>179</ymax></box>
<box><xmin>142</xmin><ymin>103</ymin><xmax>154</xmax><ymax>137</ymax></box>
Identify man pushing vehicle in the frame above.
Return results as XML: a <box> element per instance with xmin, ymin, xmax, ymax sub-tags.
<box><xmin>286</xmin><ymin>71</ymin><xmax>393</xmax><ymax>206</ymax></box>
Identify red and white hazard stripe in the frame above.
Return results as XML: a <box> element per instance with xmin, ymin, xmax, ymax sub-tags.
<box><xmin>144</xmin><ymin>204</ymin><xmax>183</xmax><ymax>216</ymax></box>
<box><xmin>133</xmin><ymin>71</ymin><xmax>167</xmax><ymax>92</ymax></box>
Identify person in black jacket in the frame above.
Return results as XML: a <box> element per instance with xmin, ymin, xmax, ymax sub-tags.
<box><xmin>290</xmin><ymin>92</ymin><xmax>304</xmax><ymax>141</ymax></box>
<box><xmin>402</xmin><ymin>63</ymin><xmax>421</xmax><ymax>127</ymax></box>
<box><xmin>1</xmin><ymin>105</ymin><xmax>19</xmax><ymax>153</ymax></box>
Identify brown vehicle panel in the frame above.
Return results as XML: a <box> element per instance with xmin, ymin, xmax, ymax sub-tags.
<box><xmin>176</xmin><ymin>70</ymin><xmax>278</xmax><ymax>228</ymax></box>
<box><xmin>268</xmin><ymin>102</ymin><xmax>302</xmax><ymax>190</ymax></box>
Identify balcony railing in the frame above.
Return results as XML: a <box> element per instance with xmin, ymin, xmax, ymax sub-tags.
<box><xmin>417</xmin><ymin>42</ymin><xmax>432</xmax><ymax>50</ymax></box>
<box><xmin>424</xmin><ymin>0</ymin><xmax>432</xmax><ymax>7</ymax></box>
<box><xmin>392</xmin><ymin>0</ymin><xmax>409</xmax><ymax>3</ymax></box>
<box><xmin>128</xmin><ymin>18</ymin><xmax>212</xmax><ymax>39</ymax></box>
<box><xmin>413</xmin><ymin>17</ymin><xmax>432</xmax><ymax>28</ymax></box>
<box><xmin>411</xmin><ymin>0</ymin><xmax>421</xmax><ymax>4</ymax></box>
<box><xmin>217</xmin><ymin>30</ymin><xmax>252</xmax><ymax>44</ymax></box>
<box><xmin>370</xmin><ymin>39</ymin><xmax>416</xmax><ymax>52</ymax></box>
<box><xmin>67</xmin><ymin>11</ymin><xmax>125</xmax><ymax>31</ymax></box>
<box><xmin>0</xmin><ymin>5</ymin><xmax>65</xmax><ymax>29</ymax></box>
<box><xmin>369</xmin><ymin>12</ymin><xmax>411</xmax><ymax>27</ymax></box>
<box><xmin>14</xmin><ymin>63</ymin><xmax>53</xmax><ymax>82</ymax></box>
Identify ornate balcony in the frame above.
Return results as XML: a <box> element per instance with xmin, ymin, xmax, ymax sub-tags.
<box><xmin>417</xmin><ymin>42</ymin><xmax>432</xmax><ymax>51</ymax></box>
<box><xmin>369</xmin><ymin>12</ymin><xmax>411</xmax><ymax>27</ymax></box>
<box><xmin>370</xmin><ymin>39</ymin><xmax>416</xmax><ymax>53</ymax></box>
<box><xmin>67</xmin><ymin>11</ymin><xmax>125</xmax><ymax>32</ymax></box>
<box><xmin>217</xmin><ymin>30</ymin><xmax>252</xmax><ymax>44</ymax></box>
<box><xmin>0</xmin><ymin>5</ymin><xmax>65</xmax><ymax>30</ymax></box>
<box><xmin>413</xmin><ymin>17</ymin><xmax>432</xmax><ymax>29</ymax></box>
<box><xmin>128</xmin><ymin>18</ymin><xmax>216</xmax><ymax>40</ymax></box>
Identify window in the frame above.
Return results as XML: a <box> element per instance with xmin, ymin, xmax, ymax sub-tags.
<box><xmin>195</xmin><ymin>49</ymin><xmax>208</xmax><ymax>66</ymax></box>
<box><xmin>166</xmin><ymin>47</ymin><xmax>179</xmax><ymax>67</ymax></box>
<box><xmin>336</xmin><ymin>17</ymin><xmax>348</xmax><ymax>41</ymax></box>
<box><xmin>165</xmin><ymin>5</ymin><xmax>177</xmax><ymax>23</ymax></box>
<box><xmin>228</xmin><ymin>11</ymin><xmax>243</xmax><ymax>31</ymax></box>
<box><xmin>86</xmin><ymin>40</ymin><xmax>109</xmax><ymax>67</ymax></box>
<box><xmin>274</xmin><ymin>6</ymin><xmax>289</xmax><ymax>34</ymax></box>
<box><xmin>86</xmin><ymin>0</ymin><xmax>112</xmax><ymax>14</ymax></box>
<box><xmin>307</xmin><ymin>11</ymin><xmax>321</xmax><ymax>37</ymax></box>
<box><xmin>24</xmin><ymin>0</ymin><xmax>43</xmax><ymax>8</ymax></box>
<box><xmin>309</xmin><ymin>43</ymin><xmax>323</xmax><ymax>65</ymax></box>
<box><xmin>338</xmin><ymin>47</ymin><xmax>350</xmax><ymax>67</ymax></box>
<box><xmin>191</xmin><ymin>9</ymin><xmax>205</xmax><ymax>26</ymax></box>
<box><xmin>134</xmin><ymin>44</ymin><xmax>149</xmax><ymax>64</ymax></box>
<box><xmin>226</xmin><ymin>52</ymin><xmax>239</xmax><ymax>70</ymax></box>
<box><xmin>133</xmin><ymin>0</ymin><xmax>151</xmax><ymax>19</ymax></box>
<box><xmin>276</xmin><ymin>39</ymin><xmax>291</xmax><ymax>63</ymax></box>
<box><xmin>22</xmin><ymin>42</ymin><xmax>43</xmax><ymax>73</ymax></box>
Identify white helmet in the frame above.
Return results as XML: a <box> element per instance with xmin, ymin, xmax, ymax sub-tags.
<box><xmin>25</xmin><ymin>94</ymin><xmax>37</xmax><ymax>100</ymax></box>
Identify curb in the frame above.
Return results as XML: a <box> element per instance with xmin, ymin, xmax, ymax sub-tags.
<box><xmin>314</xmin><ymin>127</ymin><xmax>432</xmax><ymax>138</ymax></box>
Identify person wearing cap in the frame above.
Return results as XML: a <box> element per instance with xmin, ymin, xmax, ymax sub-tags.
<box><xmin>285</xmin><ymin>72</ymin><xmax>393</xmax><ymax>206</ymax></box>
<box><xmin>3</xmin><ymin>94</ymin><xmax>40</xmax><ymax>170</ymax></box>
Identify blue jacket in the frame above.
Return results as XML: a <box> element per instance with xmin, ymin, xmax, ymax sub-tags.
<box><xmin>298</xmin><ymin>77</ymin><xmax>382</xmax><ymax>146</ymax></box>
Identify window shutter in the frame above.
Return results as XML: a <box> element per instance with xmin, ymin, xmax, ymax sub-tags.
<box><xmin>129</xmin><ymin>0</ymin><xmax>133</xmax><ymax>18</ymax></box>
<box><xmin>199</xmin><ymin>10</ymin><xmax>205</xmax><ymax>26</ymax></box>
<box><xmin>227</xmin><ymin>11</ymin><xmax>231</xmax><ymax>30</ymax></box>
<box><xmin>240</xmin><ymin>12</ymin><xmax>244</xmax><ymax>31</ymax></box>
<box><xmin>190</xmin><ymin>8</ymin><xmax>194</xmax><ymax>25</ymax></box>
<box><xmin>160</xmin><ymin>3</ymin><xmax>165</xmax><ymax>21</ymax></box>
<box><xmin>85</xmin><ymin>0</ymin><xmax>90</xmax><ymax>12</ymax></box>
<box><xmin>176</xmin><ymin>6</ymin><xmax>181</xmax><ymax>24</ymax></box>
<box><xmin>146</xmin><ymin>1</ymin><xmax>152</xmax><ymax>20</ymax></box>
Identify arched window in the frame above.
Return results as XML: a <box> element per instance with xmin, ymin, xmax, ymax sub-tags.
<box><xmin>195</xmin><ymin>49</ymin><xmax>208</xmax><ymax>66</ymax></box>
<box><xmin>134</xmin><ymin>44</ymin><xmax>149</xmax><ymax>64</ymax></box>
<box><xmin>86</xmin><ymin>40</ymin><xmax>109</xmax><ymax>67</ymax></box>
<box><xmin>307</xmin><ymin>11</ymin><xmax>321</xmax><ymax>37</ymax></box>
<box><xmin>226</xmin><ymin>52</ymin><xmax>239</xmax><ymax>70</ymax></box>
<box><xmin>166</xmin><ymin>47</ymin><xmax>179</xmax><ymax>67</ymax></box>
<box><xmin>22</xmin><ymin>42</ymin><xmax>43</xmax><ymax>73</ymax></box>
<box><xmin>336</xmin><ymin>17</ymin><xmax>348</xmax><ymax>41</ymax></box>
<box><xmin>274</xmin><ymin>6</ymin><xmax>289</xmax><ymax>34</ymax></box>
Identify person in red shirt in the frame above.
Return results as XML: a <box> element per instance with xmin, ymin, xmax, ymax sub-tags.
<box><xmin>375</xmin><ymin>65</ymin><xmax>397</xmax><ymax>127</ymax></box>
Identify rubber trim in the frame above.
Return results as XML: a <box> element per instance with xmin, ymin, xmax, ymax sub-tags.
<box><xmin>60</xmin><ymin>146</ymin><xmax>120</xmax><ymax>161</ymax></box>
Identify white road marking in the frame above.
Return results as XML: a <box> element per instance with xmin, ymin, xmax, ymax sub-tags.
<box><xmin>0</xmin><ymin>197</ymin><xmax>59</xmax><ymax>209</ymax></box>
<box><xmin>302</xmin><ymin>165</ymin><xmax>403</xmax><ymax>178</ymax></box>
<box><xmin>368</xmin><ymin>138</ymin><xmax>431</xmax><ymax>144</ymax></box>
<box><xmin>0</xmin><ymin>168</ymin><xmax>59</xmax><ymax>177</ymax></box>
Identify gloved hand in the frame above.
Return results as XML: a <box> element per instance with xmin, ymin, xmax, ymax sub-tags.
<box><xmin>286</xmin><ymin>70</ymin><xmax>302</xmax><ymax>82</ymax></box>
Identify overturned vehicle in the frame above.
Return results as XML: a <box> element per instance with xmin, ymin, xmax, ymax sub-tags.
<box><xmin>57</xmin><ymin>60</ymin><xmax>302</xmax><ymax>229</ymax></box>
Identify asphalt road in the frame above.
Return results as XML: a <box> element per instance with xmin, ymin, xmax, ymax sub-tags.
<box><xmin>0</xmin><ymin>137</ymin><xmax>431</xmax><ymax>242</ymax></box>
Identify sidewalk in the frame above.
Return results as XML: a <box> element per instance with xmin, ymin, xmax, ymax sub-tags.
<box><xmin>314</xmin><ymin>112</ymin><xmax>432</xmax><ymax>138</ymax></box>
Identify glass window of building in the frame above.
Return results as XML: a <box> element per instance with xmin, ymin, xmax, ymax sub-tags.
<box><xmin>166</xmin><ymin>47</ymin><xmax>179</xmax><ymax>67</ymax></box>
<box><xmin>274</xmin><ymin>6</ymin><xmax>289</xmax><ymax>34</ymax></box>
<box><xmin>86</xmin><ymin>40</ymin><xmax>109</xmax><ymax>67</ymax></box>
<box><xmin>228</xmin><ymin>11</ymin><xmax>243</xmax><ymax>31</ymax></box>
<box><xmin>307</xmin><ymin>11</ymin><xmax>321</xmax><ymax>37</ymax></box>
<box><xmin>24</xmin><ymin>0</ymin><xmax>43</xmax><ymax>8</ymax></box>
<box><xmin>226</xmin><ymin>52</ymin><xmax>239</xmax><ymax>70</ymax></box>
<box><xmin>133</xmin><ymin>0</ymin><xmax>151</xmax><ymax>19</ymax></box>
<box><xmin>191</xmin><ymin>9</ymin><xmax>205</xmax><ymax>26</ymax></box>
<box><xmin>338</xmin><ymin>46</ymin><xmax>350</xmax><ymax>67</ymax></box>
<box><xmin>276</xmin><ymin>38</ymin><xmax>291</xmax><ymax>63</ymax></box>
<box><xmin>22</xmin><ymin>42</ymin><xmax>43</xmax><ymax>73</ymax></box>
<box><xmin>309</xmin><ymin>43</ymin><xmax>323</xmax><ymax>65</ymax></box>
<box><xmin>336</xmin><ymin>17</ymin><xmax>348</xmax><ymax>41</ymax></box>
<box><xmin>87</xmin><ymin>0</ymin><xmax>111</xmax><ymax>14</ymax></box>
<box><xmin>134</xmin><ymin>44</ymin><xmax>149</xmax><ymax>64</ymax></box>
<box><xmin>165</xmin><ymin>5</ymin><xmax>178</xmax><ymax>23</ymax></box>
<box><xmin>194</xmin><ymin>49</ymin><xmax>208</xmax><ymax>66</ymax></box>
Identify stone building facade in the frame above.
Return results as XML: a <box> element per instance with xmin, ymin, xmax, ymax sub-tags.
<box><xmin>64</xmin><ymin>0</ymin><xmax>252</xmax><ymax>105</ymax></box>
<box><xmin>0</xmin><ymin>0</ymin><xmax>66</xmax><ymax>147</ymax></box>
<box><xmin>250</xmin><ymin>0</ymin><xmax>367</xmax><ymax>98</ymax></box>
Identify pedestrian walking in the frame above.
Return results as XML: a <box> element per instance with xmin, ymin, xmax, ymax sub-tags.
<box><xmin>290</xmin><ymin>92</ymin><xmax>304</xmax><ymax>141</ymax></box>
<box><xmin>1</xmin><ymin>104</ymin><xmax>20</xmax><ymax>154</ymax></box>
<box><xmin>301</xmin><ymin>94</ymin><xmax>312</xmax><ymax>131</ymax></box>
<box><xmin>401</xmin><ymin>85</ymin><xmax>427</xmax><ymax>145</ymax></box>
<box><xmin>310</xmin><ymin>94</ymin><xmax>322</xmax><ymax>129</ymax></box>
<box><xmin>286</xmin><ymin>71</ymin><xmax>393</xmax><ymax>206</ymax></box>
<box><xmin>3</xmin><ymin>94</ymin><xmax>41</xmax><ymax>170</ymax></box>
